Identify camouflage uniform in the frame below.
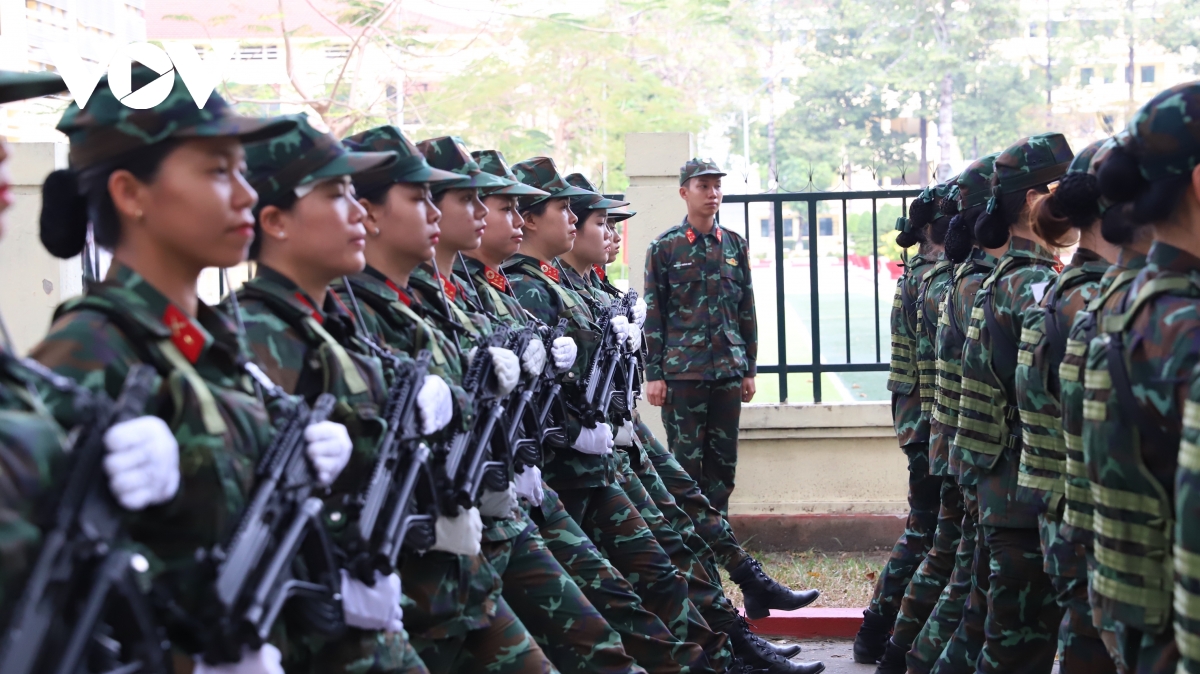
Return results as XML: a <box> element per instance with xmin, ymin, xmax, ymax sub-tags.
<box><xmin>644</xmin><ymin>159</ymin><xmax>755</xmax><ymax>518</ymax></box>
<box><xmin>870</xmin><ymin>245</ymin><xmax>942</xmax><ymax>625</ymax></box>
<box><xmin>909</xmin><ymin>154</ymin><xmax>998</xmax><ymax>674</ymax></box>
<box><xmin>953</xmin><ymin>135</ymin><xmax>1075</xmax><ymax>674</ymax></box>
<box><xmin>1176</xmin><ymin>363</ymin><xmax>1200</xmax><ymax>674</ymax></box>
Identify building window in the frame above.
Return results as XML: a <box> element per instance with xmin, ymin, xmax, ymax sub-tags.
<box><xmin>1142</xmin><ymin>65</ymin><xmax>1155</xmax><ymax>83</ymax></box>
<box><xmin>237</xmin><ymin>44</ymin><xmax>278</xmax><ymax>61</ymax></box>
<box><xmin>783</xmin><ymin>218</ymin><xmax>794</xmax><ymax>237</ymax></box>
<box><xmin>325</xmin><ymin>44</ymin><xmax>351</xmax><ymax>59</ymax></box>
<box><xmin>819</xmin><ymin>217</ymin><xmax>833</xmax><ymax>237</ymax></box>
<box><xmin>760</xmin><ymin>218</ymin><xmax>771</xmax><ymax>238</ymax></box>
<box><xmin>1080</xmin><ymin>67</ymin><xmax>1094</xmax><ymax>86</ymax></box>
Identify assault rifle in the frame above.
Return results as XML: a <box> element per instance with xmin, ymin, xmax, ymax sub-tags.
<box><xmin>609</xmin><ymin>291</ymin><xmax>642</xmax><ymax>423</ymax></box>
<box><xmin>200</xmin><ymin>393</ymin><xmax>343</xmax><ymax>665</ymax></box>
<box><xmin>532</xmin><ymin>319</ymin><xmax>570</xmax><ymax>452</ymax></box>
<box><xmin>442</xmin><ymin>327</ymin><xmax>512</xmax><ymax>510</ymax></box>
<box><xmin>348</xmin><ymin>349</ymin><xmax>438</xmax><ymax>580</ymax></box>
<box><xmin>501</xmin><ymin>321</ymin><xmax>543</xmax><ymax>472</ymax></box>
<box><xmin>0</xmin><ymin>363</ymin><xmax>172</xmax><ymax>674</ymax></box>
<box><xmin>578</xmin><ymin>293</ymin><xmax>636</xmax><ymax>426</ymax></box>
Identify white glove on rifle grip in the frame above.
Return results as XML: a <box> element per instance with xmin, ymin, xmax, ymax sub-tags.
<box><xmin>609</xmin><ymin>315</ymin><xmax>631</xmax><ymax>342</ymax></box>
<box><xmin>614</xmin><ymin>419</ymin><xmax>635</xmax><ymax>447</ymax></box>
<box><xmin>626</xmin><ymin>328</ymin><xmax>642</xmax><ymax>353</ymax></box>
<box><xmin>513</xmin><ymin>466</ymin><xmax>544</xmax><ymax>507</ymax></box>
<box><xmin>305</xmin><ymin>421</ymin><xmax>352</xmax><ymax>486</ymax></box>
<box><xmin>479</xmin><ymin>483</ymin><xmax>519</xmax><ymax>517</ymax></box>
<box><xmin>521</xmin><ymin>339</ymin><xmax>547</xmax><ymax>377</ymax></box>
<box><xmin>340</xmin><ymin>570</ymin><xmax>404</xmax><ymax>633</ymax></box>
<box><xmin>103</xmin><ymin>416</ymin><xmax>180</xmax><ymax>511</ymax></box>
<box><xmin>631</xmin><ymin>297</ymin><xmax>647</xmax><ymax>326</ymax></box>
<box><xmin>417</xmin><ymin>375</ymin><xmax>453</xmax><ymax>435</ymax></box>
<box><xmin>572</xmin><ymin>423</ymin><xmax>614</xmax><ymax>456</ymax></box>
<box><xmin>489</xmin><ymin>347</ymin><xmax>520</xmax><ymax>396</ymax></box>
<box><xmin>551</xmin><ymin>337</ymin><xmax>577</xmax><ymax>371</ymax></box>
<box><xmin>432</xmin><ymin>507</ymin><xmax>484</xmax><ymax>556</ymax></box>
<box><xmin>193</xmin><ymin>644</ymin><xmax>285</xmax><ymax>674</ymax></box>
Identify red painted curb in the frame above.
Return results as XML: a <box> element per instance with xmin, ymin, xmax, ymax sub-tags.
<box><xmin>740</xmin><ymin>607</ymin><xmax>865</xmax><ymax>639</ymax></box>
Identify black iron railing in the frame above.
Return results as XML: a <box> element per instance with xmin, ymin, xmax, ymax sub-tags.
<box><xmin>721</xmin><ymin>189</ymin><xmax>923</xmax><ymax>403</ymax></box>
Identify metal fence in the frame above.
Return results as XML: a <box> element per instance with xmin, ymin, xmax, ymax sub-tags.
<box><xmin>720</xmin><ymin>188</ymin><xmax>923</xmax><ymax>403</ymax></box>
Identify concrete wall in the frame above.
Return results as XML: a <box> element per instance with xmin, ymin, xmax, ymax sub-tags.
<box><xmin>0</xmin><ymin>142</ymin><xmax>80</xmax><ymax>355</ymax></box>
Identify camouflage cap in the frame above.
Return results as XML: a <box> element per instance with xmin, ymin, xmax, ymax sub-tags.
<box><xmin>1126</xmin><ymin>81</ymin><xmax>1200</xmax><ymax>182</ymax></box>
<box><xmin>565</xmin><ymin>173</ymin><xmax>629</xmax><ymax>210</ymax></box>
<box><xmin>511</xmin><ymin>157</ymin><xmax>594</xmax><ymax>207</ymax></box>
<box><xmin>679</xmin><ymin>158</ymin><xmax>726</xmax><ymax>186</ymax></box>
<box><xmin>245</xmin><ymin>114</ymin><xmax>396</xmax><ymax>204</ymax></box>
<box><xmin>988</xmin><ymin>133</ymin><xmax>1074</xmax><ymax>212</ymax></box>
<box><xmin>1066</xmin><ymin>138</ymin><xmax>1108</xmax><ymax>175</ymax></box>
<box><xmin>607</xmin><ymin>206</ymin><xmax>637</xmax><ymax>223</ymax></box>
<box><xmin>471</xmin><ymin>149</ymin><xmax>549</xmax><ymax>197</ymax></box>
<box><xmin>343</xmin><ymin>125</ymin><xmax>461</xmax><ymax>191</ymax></box>
<box><xmin>896</xmin><ymin>182</ymin><xmax>952</xmax><ymax>233</ymax></box>
<box><xmin>416</xmin><ymin>136</ymin><xmax>510</xmax><ymax>193</ymax></box>
<box><xmin>57</xmin><ymin>65</ymin><xmax>295</xmax><ymax>170</ymax></box>
<box><xmin>955</xmin><ymin>152</ymin><xmax>1000</xmax><ymax>209</ymax></box>
<box><xmin>0</xmin><ymin>69</ymin><xmax>65</xmax><ymax>105</ymax></box>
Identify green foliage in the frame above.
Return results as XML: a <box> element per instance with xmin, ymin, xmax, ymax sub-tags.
<box><xmin>845</xmin><ymin>203</ymin><xmax>904</xmax><ymax>258</ymax></box>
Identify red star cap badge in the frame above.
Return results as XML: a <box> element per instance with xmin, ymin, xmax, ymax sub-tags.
<box><xmin>163</xmin><ymin>305</ymin><xmax>204</xmax><ymax>364</ymax></box>
<box><xmin>484</xmin><ymin>267</ymin><xmax>507</xmax><ymax>292</ymax></box>
<box><xmin>539</xmin><ymin>261</ymin><xmax>560</xmax><ymax>283</ymax></box>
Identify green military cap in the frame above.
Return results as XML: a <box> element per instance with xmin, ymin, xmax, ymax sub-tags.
<box><xmin>955</xmin><ymin>153</ymin><xmax>1000</xmax><ymax>209</ymax></box>
<box><xmin>987</xmin><ymin>132</ymin><xmax>1074</xmax><ymax>212</ymax></box>
<box><xmin>416</xmin><ymin>136</ymin><xmax>510</xmax><ymax>193</ymax></box>
<box><xmin>57</xmin><ymin>64</ymin><xmax>295</xmax><ymax>171</ymax></box>
<box><xmin>342</xmin><ymin>125</ymin><xmax>462</xmax><ymax>189</ymax></box>
<box><xmin>472</xmin><ymin>149</ymin><xmax>550</xmax><ymax>197</ymax></box>
<box><xmin>604</xmin><ymin>194</ymin><xmax>637</xmax><ymax>223</ymax></box>
<box><xmin>565</xmin><ymin>173</ymin><xmax>629</xmax><ymax>209</ymax></box>
<box><xmin>679</xmin><ymin>158</ymin><xmax>726</xmax><ymax>186</ymax></box>
<box><xmin>0</xmin><ymin>69</ymin><xmax>65</xmax><ymax>105</ymax></box>
<box><xmin>245</xmin><ymin>114</ymin><xmax>396</xmax><ymax>204</ymax></box>
<box><xmin>1126</xmin><ymin>82</ymin><xmax>1200</xmax><ymax>181</ymax></box>
<box><xmin>511</xmin><ymin>157</ymin><xmax>594</xmax><ymax>207</ymax></box>
<box><xmin>1066</xmin><ymin>138</ymin><xmax>1108</xmax><ymax>175</ymax></box>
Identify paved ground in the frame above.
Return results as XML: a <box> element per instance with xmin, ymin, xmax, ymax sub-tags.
<box><xmin>770</xmin><ymin>639</ymin><xmax>1060</xmax><ymax>673</ymax></box>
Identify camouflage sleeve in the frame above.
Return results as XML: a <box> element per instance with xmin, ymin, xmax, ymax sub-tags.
<box><xmin>737</xmin><ymin>238</ymin><xmax>757</xmax><ymax>377</ymax></box>
<box><xmin>643</xmin><ymin>240</ymin><xmax>667</xmax><ymax>381</ymax></box>
<box><xmin>29</xmin><ymin>310</ymin><xmax>140</xmax><ymax>411</ymax></box>
<box><xmin>1176</xmin><ymin>362</ymin><xmax>1200</xmax><ymax>672</ymax></box>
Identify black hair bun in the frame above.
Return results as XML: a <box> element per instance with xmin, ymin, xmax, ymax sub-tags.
<box><xmin>1052</xmin><ymin>173</ymin><xmax>1101</xmax><ymax>222</ymax></box>
<box><xmin>908</xmin><ymin>198</ymin><xmax>936</xmax><ymax>230</ymax></box>
<box><xmin>944</xmin><ymin>212</ymin><xmax>973</xmax><ymax>263</ymax></box>
<box><xmin>895</xmin><ymin>229</ymin><xmax>921</xmax><ymax>248</ymax></box>
<box><xmin>39</xmin><ymin>169</ymin><xmax>90</xmax><ymax>259</ymax></box>
<box><xmin>974</xmin><ymin>207</ymin><xmax>1010</xmax><ymax>249</ymax></box>
<box><xmin>1097</xmin><ymin>145</ymin><xmax>1148</xmax><ymax>205</ymax></box>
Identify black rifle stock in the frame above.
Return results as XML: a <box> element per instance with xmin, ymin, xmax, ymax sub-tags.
<box><xmin>203</xmin><ymin>392</ymin><xmax>341</xmax><ymax>664</ymax></box>
<box><xmin>0</xmin><ymin>363</ymin><xmax>170</xmax><ymax>674</ymax></box>
<box><xmin>443</xmin><ymin>327</ymin><xmax>510</xmax><ymax>510</ymax></box>
<box><xmin>501</xmin><ymin>322</ymin><xmax>541</xmax><ymax>471</ymax></box>
<box><xmin>534</xmin><ymin>320</ymin><xmax>570</xmax><ymax>450</ymax></box>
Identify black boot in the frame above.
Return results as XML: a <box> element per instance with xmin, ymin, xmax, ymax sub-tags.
<box><xmin>751</xmin><ymin>634</ymin><xmax>802</xmax><ymax>659</ymax></box>
<box><xmin>730</xmin><ymin>557</ymin><xmax>820</xmax><ymax>619</ymax></box>
<box><xmin>729</xmin><ymin>619</ymin><xmax>825</xmax><ymax>674</ymax></box>
<box><xmin>873</xmin><ymin>637</ymin><xmax>908</xmax><ymax>674</ymax></box>
<box><xmin>852</xmin><ymin>608</ymin><xmax>891</xmax><ymax>664</ymax></box>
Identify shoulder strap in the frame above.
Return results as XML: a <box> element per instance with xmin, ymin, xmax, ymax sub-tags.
<box><xmin>347</xmin><ymin>278</ymin><xmax>449</xmax><ymax>366</ymax></box>
<box><xmin>1043</xmin><ymin>266</ymin><xmax>1106</xmax><ymax>369</ymax></box>
<box><xmin>981</xmin><ymin>256</ymin><xmax>1047</xmax><ymax>381</ymax></box>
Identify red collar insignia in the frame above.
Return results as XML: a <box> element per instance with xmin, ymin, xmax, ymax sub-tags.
<box><xmin>293</xmin><ymin>293</ymin><xmax>323</xmax><ymax>324</ymax></box>
<box><xmin>163</xmin><ymin>305</ymin><xmax>204</xmax><ymax>364</ymax></box>
<box><xmin>592</xmin><ymin>264</ymin><xmax>607</xmax><ymax>281</ymax></box>
<box><xmin>715</xmin><ymin>227</ymin><xmax>723</xmax><ymax>243</ymax></box>
<box><xmin>539</xmin><ymin>261</ymin><xmax>560</xmax><ymax>283</ymax></box>
<box><xmin>438</xmin><ymin>273</ymin><xmax>458</xmax><ymax>303</ymax></box>
<box><xmin>484</xmin><ymin>267</ymin><xmax>507</xmax><ymax>291</ymax></box>
<box><xmin>1052</xmin><ymin>257</ymin><xmax>1064</xmax><ymax>274</ymax></box>
<box><xmin>685</xmin><ymin>228</ymin><xmax>696</xmax><ymax>244</ymax></box>
<box><xmin>384</xmin><ymin>279</ymin><xmax>413</xmax><ymax>307</ymax></box>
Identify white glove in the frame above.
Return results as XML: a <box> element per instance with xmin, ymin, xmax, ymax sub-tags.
<box><xmin>609</xmin><ymin>315</ymin><xmax>631</xmax><ymax>343</ymax></box>
<box><xmin>572</xmin><ymin>423</ymin><xmax>615</xmax><ymax>456</ymax></box>
<box><xmin>489</xmin><ymin>347</ymin><xmax>520</xmax><ymax>396</ymax></box>
<box><xmin>432</xmin><ymin>507</ymin><xmax>484</xmax><ymax>556</ymax></box>
<box><xmin>340</xmin><ymin>570</ymin><xmax>404</xmax><ymax>633</ymax></box>
<box><xmin>305</xmin><ymin>421</ymin><xmax>352</xmax><ymax>486</ymax></box>
<box><xmin>514</xmin><ymin>466</ymin><xmax>544</xmax><ymax>507</ymax></box>
<box><xmin>193</xmin><ymin>644</ymin><xmax>284</xmax><ymax>674</ymax></box>
<box><xmin>479</xmin><ymin>483</ymin><xmax>518</xmax><ymax>517</ymax></box>
<box><xmin>103</xmin><ymin>416</ymin><xmax>180</xmax><ymax>511</ymax></box>
<box><xmin>521</xmin><ymin>338</ymin><xmax>547</xmax><ymax>377</ymax></box>
<box><xmin>631</xmin><ymin>297</ymin><xmax>647</xmax><ymax>326</ymax></box>
<box><xmin>551</xmin><ymin>336</ymin><xmax>577</xmax><ymax>371</ymax></box>
<box><xmin>626</xmin><ymin>328</ymin><xmax>642</xmax><ymax>353</ymax></box>
<box><xmin>417</xmin><ymin>375</ymin><xmax>453</xmax><ymax>435</ymax></box>
<box><xmin>614</xmin><ymin>419</ymin><xmax>634</xmax><ymax>447</ymax></box>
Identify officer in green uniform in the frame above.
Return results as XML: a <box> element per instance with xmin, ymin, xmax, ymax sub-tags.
<box><xmin>907</xmin><ymin>155</ymin><xmax>1001</xmax><ymax>674</ymax></box>
<box><xmin>28</xmin><ymin>67</ymin><xmax>360</xmax><ymax>673</ymax></box>
<box><xmin>856</xmin><ymin>185</ymin><xmax>944</xmax><ymax>667</ymax></box>
<box><xmin>954</xmin><ymin>134</ymin><xmax>1074</xmax><ymax>674</ymax></box>
<box><xmin>1012</xmin><ymin>140</ymin><xmax>1119</xmax><ymax>674</ymax></box>
<box><xmin>643</xmin><ymin>159</ymin><xmax>756</xmax><ymax>519</ymax></box>
<box><xmin>1083</xmin><ymin>82</ymin><xmax>1200</xmax><ymax>674</ymax></box>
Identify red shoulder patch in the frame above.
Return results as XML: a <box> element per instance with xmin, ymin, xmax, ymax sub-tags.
<box><xmin>485</xmin><ymin>267</ymin><xmax>507</xmax><ymax>291</ymax></box>
<box><xmin>539</xmin><ymin>261</ymin><xmax>560</xmax><ymax>283</ymax></box>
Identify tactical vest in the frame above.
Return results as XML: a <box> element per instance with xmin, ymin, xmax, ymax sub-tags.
<box><xmin>1060</xmin><ymin>268</ymin><xmax>1139</xmax><ymax>545</ymax></box>
<box><xmin>1084</xmin><ymin>274</ymin><xmax>1200</xmax><ymax>633</ymax></box>
<box><xmin>916</xmin><ymin>260</ymin><xmax>954</xmax><ymax>417</ymax></box>
<box><xmin>887</xmin><ymin>254</ymin><xmax>929</xmax><ymax>398</ymax></box>
<box><xmin>505</xmin><ymin>258</ymin><xmax>600</xmax><ymax>385</ymax></box>
<box><xmin>1175</xmin><ymin>379</ymin><xmax>1200</xmax><ymax>665</ymax></box>
<box><xmin>931</xmin><ymin>257</ymin><xmax>993</xmax><ymax>478</ymax></box>
<box><xmin>1014</xmin><ymin>264</ymin><xmax>1105</xmax><ymax>514</ymax></box>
